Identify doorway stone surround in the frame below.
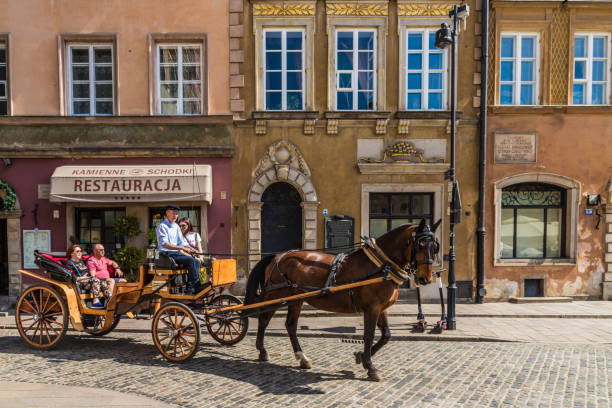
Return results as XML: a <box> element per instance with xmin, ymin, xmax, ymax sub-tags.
<box><xmin>604</xmin><ymin>180</ymin><xmax>612</xmax><ymax>300</ymax></box>
<box><xmin>247</xmin><ymin>141</ymin><xmax>319</xmax><ymax>271</ymax></box>
<box><xmin>0</xmin><ymin>208</ymin><xmax>23</xmax><ymax>298</ymax></box>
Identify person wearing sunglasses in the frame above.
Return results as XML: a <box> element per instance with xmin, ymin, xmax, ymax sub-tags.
<box><xmin>64</xmin><ymin>244</ymin><xmax>109</xmax><ymax>308</ymax></box>
<box><xmin>87</xmin><ymin>244</ymin><xmax>125</xmax><ymax>300</ymax></box>
<box><xmin>178</xmin><ymin>217</ymin><xmax>204</xmax><ymax>262</ymax></box>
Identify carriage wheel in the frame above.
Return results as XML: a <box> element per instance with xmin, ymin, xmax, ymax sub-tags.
<box><xmin>15</xmin><ymin>285</ymin><xmax>68</xmax><ymax>350</ymax></box>
<box><xmin>88</xmin><ymin>314</ymin><xmax>120</xmax><ymax>336</ymax></box>
<box><xmin>205</xmin><ymin>294</ymin><xmax>249</xmax><ymax>345</ymax></box>
<box><xmin>152</xmin><ymin>302</ymin><xmax>200</xmax><ymax>362</ymax></box>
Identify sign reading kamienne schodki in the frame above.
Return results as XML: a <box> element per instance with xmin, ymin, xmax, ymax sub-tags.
<box><xmin>494</xmin><ymin>132</ymin><xmax>537</xmax><ymax>164</ymax></box>
<box><xmin>49</xmin><ymin>165</ymin><xmax>212</xmax><ymax>203</ymax></box>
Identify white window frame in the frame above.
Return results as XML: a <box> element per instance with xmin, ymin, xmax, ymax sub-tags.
<box><xmin>404</xmin><ymin>28</ymin><xmax>448</xmax><ymax>111</ymax></box>
<box><xmin>572</xmin><ymin>32</ymin><xmax>610</xmax><ymax>105</ymax></box>
<box><xmin>156</xmin><ymin>43</ymin><xmax>203</xmax><ymax>115</ymax></box>
<box><xmin>67</xmin><ymin>43</ymin><xmax>114</xmax><ymax>116</ymax></box>
<box><xmin>0</xmin><ymin>42</ymin><xmax>7</xmax><ymax>116</ymax></box>
<box><xmin>499</xmin><ymin>32</ymin><xmax>540</xmax><ymax>106</ymax></box>
<box><xmin>334</xmin><ymin>28</ymin><xmax>377</xmax><ymax>111</ymax></box>
<box><xmin>262</xmin><ymin>28</ymin><xmax>305</xmax><ymax>111</ymax></box>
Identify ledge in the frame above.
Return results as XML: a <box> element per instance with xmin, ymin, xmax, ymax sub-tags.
<box><xmin>357</xmin><ymin>162</ymin><xmax>449</xmax><ymax>174</ymax></box>
<box><xmin>0</xmin><ymin>115</ymin><xmax>234</xmax><ymax>125</ymax></box>
<box><xmin>324</xmin><ymin>111</ymin><xmax>391</xmax><ymax>120</ymax></box>
<box><xmin>252</xmin><ymin>111</ymin><xmax>319</xmax><ymax>120</ymax></box>
<box><xmin>488</xmin><ymin>105</ymin><xmax>612</xmax><ymax>115</ymax></box>
<box><xmin>494</xmin><ymin>258</ymin><xmax>576</xmax><ymax>267</ymax></box>
<box><xmin>395</xmin><ymin>110</ymin><xmax>463</xmax><ymax>120</ymax></box>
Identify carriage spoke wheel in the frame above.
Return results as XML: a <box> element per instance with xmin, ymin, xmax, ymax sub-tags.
<box><xmin>15</xmin><ymin>285</ymin><xmax>68</xmax><ymax>350</ymax></box>
<box><xmin>205</xmin><ymin>294</ymin><xmax>249</xmax><ymax>345</ymax></box>
<box><xmin>89</xmin><ymin>314</ymin><xmax>120</xmax><ymax>336</ymax></box>
<box><xmin>152</xmin><ymin>302</ymin><xmax>200</xmax><ymax>362</ymax></box>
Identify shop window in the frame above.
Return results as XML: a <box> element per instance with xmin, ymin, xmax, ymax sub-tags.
<box><xmin>334</xmin><ymin>29</ymin><xmax>377</xmax><ymax>111</ymax></box>
<box><xmin>76</xmin><ymin>208</ymin><xmax>125</xmax><ymax>256</ymax></box>
<box><xmin>149</xmin><ymin>207</ymin><xmax>201</xmax><ymax>232</ymax></box>
<box><xmin>156</xmin><ymin>44</ymin><xmax>203</xmax><ymax>115</ymax></box>
<box><xmin>499</xmin><ymin>33</ymin><xmax>539</xmax><ymax>105</ymax></box>
<box><xmin>0</xmin><ymin>42</ymin><xmax>7</xmax><ymax>116</ymax></box>
<box><xmin>263</xmin><ymin>29</ymin><xmax>305</xmax><ymax>111</ymax></box>
<box><xmin>404</xmin><ymin>29</ymin><xmax>447</xmax><ymax>110</ymax></box>
<box><xmin>500</xmin><ymin>183</ymin><xmax>565</xmax><ymax>259</ymax></box>
<box><xmin>67</xmin><ymin>44</ymin><xmax>115</xmax><ymax>115</ymax></box>
<box><xmin>572</xmin><ymin>33</ymin><xmax>610</xmax><ymax>105</ymax></box>
<box><xmin>369</xmin><ymin>193</ymin><xmax>434</xmax><ymax>238</ymax></box>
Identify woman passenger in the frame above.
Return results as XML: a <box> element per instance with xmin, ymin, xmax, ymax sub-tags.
<box><xmin>64</xmin><ymin>244</ymin><xmax>110</xmax><ymax>309</ymax></box>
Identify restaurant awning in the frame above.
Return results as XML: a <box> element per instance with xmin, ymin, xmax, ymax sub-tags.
<box><xmin>49</xmin><ymin>165</ymin><xmax>212</xmax><ymax>204</ymax></box>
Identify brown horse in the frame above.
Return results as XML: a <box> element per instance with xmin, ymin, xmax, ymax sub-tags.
<box><xmin>244</xmin><ymin>220</ymin><xmax>441</xmax><ymax>381</ymax></box>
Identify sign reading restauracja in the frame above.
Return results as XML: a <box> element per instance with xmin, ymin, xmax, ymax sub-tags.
<box><xmin>49</xmin><ymin>165</ymin><xmax>213</xmax><ymax>203</ymax></box>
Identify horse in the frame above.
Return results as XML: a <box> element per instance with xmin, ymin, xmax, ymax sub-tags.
<box><xmin>244</xmin><ymin>219</ymin><xmax>441</xmax><ymax>381</ymax></box>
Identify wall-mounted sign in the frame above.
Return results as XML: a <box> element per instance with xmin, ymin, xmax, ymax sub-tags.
<box><xmin>494</xmin><ymin>132</ymin><xmax>537</xmax><ymax>163</ymax></box>
<box><xmin>23</xmin><ymin>229</ymin><xmax>51</xmax><ymax>268</ymax></box>
<box><xmin>37</xmin><ymin>184</ymin><xmax>50</xmax><ymax>200</ymax></box>
<box><xmin>584</xmin><ymin>208</ymin><xmax>594</xmax><ymax>216</ymax></box>
<box><xmin>325</xmin><ymin>215</ymin><xmax>354</xmax><ymax>254</ymax></box>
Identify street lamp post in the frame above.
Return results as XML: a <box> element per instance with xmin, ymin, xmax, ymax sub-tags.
<box><xmin>435</xmin><ymin>4</ymin><xmax>469</xmax><ymax>330</ymax></box>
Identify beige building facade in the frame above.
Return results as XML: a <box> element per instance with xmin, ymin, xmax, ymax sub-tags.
<box><xmin>230</xmin><ymin>0</ymin><xmax>484</xmax><ymax>299</ymax></box>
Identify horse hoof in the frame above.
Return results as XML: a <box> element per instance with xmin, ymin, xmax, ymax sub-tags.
<box><xmin>354</xmin><ymin>351</ymin><xmax>363</xmax><ymax>365</ymax></box>
<box><xmin>258</xmin><ymin>351</ymin><xmax>269</xmax><ymax>362</ymax></box>
<box><xmin>299</xmin><ymin>360</ymin><xmax>312</xmax><ymax>369</ymax></box>
<box><xmin>367</xmin><ymin>370</ymin><xmax>381</xmax><ymax>382</ymax></box>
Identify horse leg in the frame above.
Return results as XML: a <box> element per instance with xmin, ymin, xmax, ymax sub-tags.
<box><xmin>256</xmin><ymin>310</ymin><xmax>276</xmax><ymax>362</ymax></box>
<box><xmin>354</xmin><ymin>308</ymin><xmax>382</xmax><ymax>382</ymax></box>
<box><xmin>371</xmin><ymin>310</ymin><xmax>390</xmax><ymax>357</ymax></box>
<box><xmin>285</xmin><ymin>302</ymin><xmax>311</xmax><ymax>369</ymax></box>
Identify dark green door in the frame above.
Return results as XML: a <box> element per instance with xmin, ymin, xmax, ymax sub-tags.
<box><xmin>261</xmin><ymin>182</ymin><xmax>302</xmax><ymax>254</ymax></box>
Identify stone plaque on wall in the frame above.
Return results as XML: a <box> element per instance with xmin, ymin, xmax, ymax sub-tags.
<box><xmin>38</xmin><ymin>184</ymin><xmax>50</xmax><ymax>199</ymax></box>
<box><xmin>494</xmin><ymin>132</ymin><xmax>537</xmax><ymax>163</ymax></box>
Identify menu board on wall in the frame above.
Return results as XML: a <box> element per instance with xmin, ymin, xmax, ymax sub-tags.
<box><xmin>23</xmin><ymin>230</ymin><xmax>51</xmax><ymax>268</ymax></box>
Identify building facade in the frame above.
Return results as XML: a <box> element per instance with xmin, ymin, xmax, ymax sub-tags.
<box><xmin>486</xmin><ymin>0</ymin><xmax>612</xmax><ymax>299</ymax></box>
<box><xmin>230</xmin><ymin>0</ymin><xmax>484</xmax><ymax>299</ymax></box>
<box><xmin>0</xmin><ymin>0</ymin><xmax>235</xmax><ymax>301</ymax></box>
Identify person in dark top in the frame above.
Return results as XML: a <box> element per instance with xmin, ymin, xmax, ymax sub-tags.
<box><xmin>64</xmin><ymin>244</ymin><xmax>110</xmax><ymax>308</ymax></box>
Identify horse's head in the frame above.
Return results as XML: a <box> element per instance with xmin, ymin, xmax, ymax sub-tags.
<box><xmin>411</xmin><ymin>219</ymin><xmax>441</xmax><ymax>285</ymax></box>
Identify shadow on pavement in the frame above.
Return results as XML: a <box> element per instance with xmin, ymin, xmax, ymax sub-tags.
<box><xmin>0</xmin><ymin>332</ymin><xmax>360</xmax><ymax>395</ymax></box>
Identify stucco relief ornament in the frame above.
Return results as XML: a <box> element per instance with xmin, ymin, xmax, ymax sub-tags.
<box><xmin>397</xmin><ymin>3</ymin><xmax>455</xmax><ymax>16</ymax></box>
<box><xmin>253</xmin><ymin>141</ymin><xmax>311</xmax><ymax>180</ymax></box>
<box><xmin>252</xmin><ymin>3</ymin><xmax>315</xmax><ymax>16</ymax></box>
<box><xmin>358</xmin><ymin>141</ymin><xmax>445</xmax><ymax>164</ymax></box>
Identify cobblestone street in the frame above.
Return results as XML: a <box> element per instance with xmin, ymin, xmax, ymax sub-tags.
<box><xmin>1</xmin><ymin>329</ymin><xmax>610</xmax><ymax>407</ymax></box>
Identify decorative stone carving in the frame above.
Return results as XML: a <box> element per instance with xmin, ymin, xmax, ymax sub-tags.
<box><xmin>398</xmin><ymin>119</ymin><xmax>410</xmax><ymax>135</ymax></box>
<box><xmin>326</xmin><ymin>2</ymin><xmax>388</xmax><ymax>16</ymax></box>
<box><xmin>303</xmin><ymin>119</ymin><xmax>316</xmax><ymax>135</ymax></box>
<box><xmin>255</xmin><ymin>119</ymin><xmax>266</xmax><ymax>135</ymax></box>
<box><xmin>253</xmin><ymin>2</ymin><xmax>316</xmax><ymax>16</ymax></box>
<box><xmin>375</xmin><ymin>119</ymin><xmax>388</xmax><ymax>135</ymax></box>
<box><xmin>397</xmin><ymin>3</ymin><xmax>454</xmax><ymax>16</ymax></box>
<box><xmin>253</xmin><ymin>140</ymin><xmax>311</xmax><ymax>179</ymax></box>
<box><xmin>327</xmin><ymin>119</ymin><xmax>338</xmax><ymax>135</ymax></box>
<box><xmin>359</xmin><ymin>141</ymin><xmax>444</xmax><ymax>163</ymax></box>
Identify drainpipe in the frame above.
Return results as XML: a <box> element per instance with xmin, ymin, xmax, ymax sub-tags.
<box><xmin>476</xmin><ymin>0</ymin><xmax>489</xmax><ymax>303</ymax></box>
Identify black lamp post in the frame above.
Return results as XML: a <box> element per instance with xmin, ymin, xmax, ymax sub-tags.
<box><xmin>435</xmin><ymin>4</ymin><xmax>469</xmax><ymax>330</ymax></box>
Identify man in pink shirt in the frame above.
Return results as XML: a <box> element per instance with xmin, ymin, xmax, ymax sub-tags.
<box><xmin>87</xmin><ymin>244</ymin><xmax>124</xmax><ymax>300</ymax></box>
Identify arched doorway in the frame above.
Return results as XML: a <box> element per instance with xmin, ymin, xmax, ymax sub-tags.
<box><xmin>261</xmin><ymin>182</ymin><xmax>302</xmax><ymax>253</ymax></box>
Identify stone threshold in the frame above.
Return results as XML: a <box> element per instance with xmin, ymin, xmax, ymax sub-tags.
<box><xmin>509</xmin><ymin>296</ymin><xmax>573</xmax><ymax>304</ymax></box>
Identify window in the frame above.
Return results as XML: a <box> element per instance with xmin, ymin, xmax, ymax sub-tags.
<box><xmin>500</xmin><ymin>183</ymin><xmax>565</xmax><ymax>259</ymax></box>
<box><xmin>157</xmin><ymin>44</ymin><xmax>202</xmax><ymax>115</ymax></box>
<box><xmin>76</xmin><ymin>208</ymin><xmax>125</xmax><ymax>256</ymax></box>
<box><xmin>499</xmin><ymin>33</ymin><xmax>538</xmax><ymax>105</ymax></box>
<box><xmin>573</xmin><ymin>34</ymin><xmax>609</xmax><ymax>105</ymax></box>
<box><xmin>0</xmin><ymin>43</ymin><xmax>7</xmax><ymax>115</ymax></box>
<box><xmin>264</xmin><ymin>30</ymin><xmax>304</xmax><ymax>111</ymax></box>
<box><xmin>369</xmin><ymin>193</ymin><xmax>433</xmax><ymax>238</ymax></box>
<box><xmin>405</xmin><ymin>29</ymin><xmax>447</xmax><ymax>110</ymax></box>
<box><xmin>335</xmin><ymin>29</ymin><xmax>376</xmax><ymax>111</ymax></box>
<box><xmin>68</xmin><ymin>44</ymin><xmax>114</xmax><ymax>115</ymax></box>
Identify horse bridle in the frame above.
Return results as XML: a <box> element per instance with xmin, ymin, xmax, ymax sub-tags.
<box><xmin>410</xmin><ymin>226</ymin><xmax>440</xmax><ymax>270</ymax></box>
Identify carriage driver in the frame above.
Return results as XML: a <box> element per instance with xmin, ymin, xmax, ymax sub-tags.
<box><xmin>156</xmin><ymin>204</ymin><xmax>203</xmax><ymax>294</ymax></box>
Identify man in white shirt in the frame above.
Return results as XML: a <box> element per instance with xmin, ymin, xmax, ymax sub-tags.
<box><xmin>156</xmin><ymin>204</ymin><xmax>202</xmax><ymax>294</ymax></box>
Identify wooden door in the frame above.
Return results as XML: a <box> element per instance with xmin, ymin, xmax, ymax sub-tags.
<box><xmin>261</xmin><ymin>182</ymin><xmax>302</xmax><ymax>254</ymax></box>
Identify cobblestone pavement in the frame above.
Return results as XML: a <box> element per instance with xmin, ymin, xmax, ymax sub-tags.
<box><xmin>1</xmin><ymin>329</ymin><xmax>611</xmax><ymax>407</ymax></box>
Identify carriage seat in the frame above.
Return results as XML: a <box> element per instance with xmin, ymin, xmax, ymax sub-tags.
<box><xmin>151</xmin><ymin>252</ymin><xmax>188</xmax><ymax>275</ymax></box>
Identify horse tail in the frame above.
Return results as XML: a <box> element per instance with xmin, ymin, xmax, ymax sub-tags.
<box><xmin>244</xmin><ymin>254</ymin><xmax>275</xmax><ymax>305</ymax></box>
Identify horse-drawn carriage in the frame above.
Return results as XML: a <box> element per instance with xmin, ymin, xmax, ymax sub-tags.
<box><xmin>15</xmin><ymin>221</ymin><xmax>442</xmax><ymax>381</ymax></box>
<box><xmin>16</xmin><ymin>251</ymin><xmax>249</xmax><ymax>361</ymax></box>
